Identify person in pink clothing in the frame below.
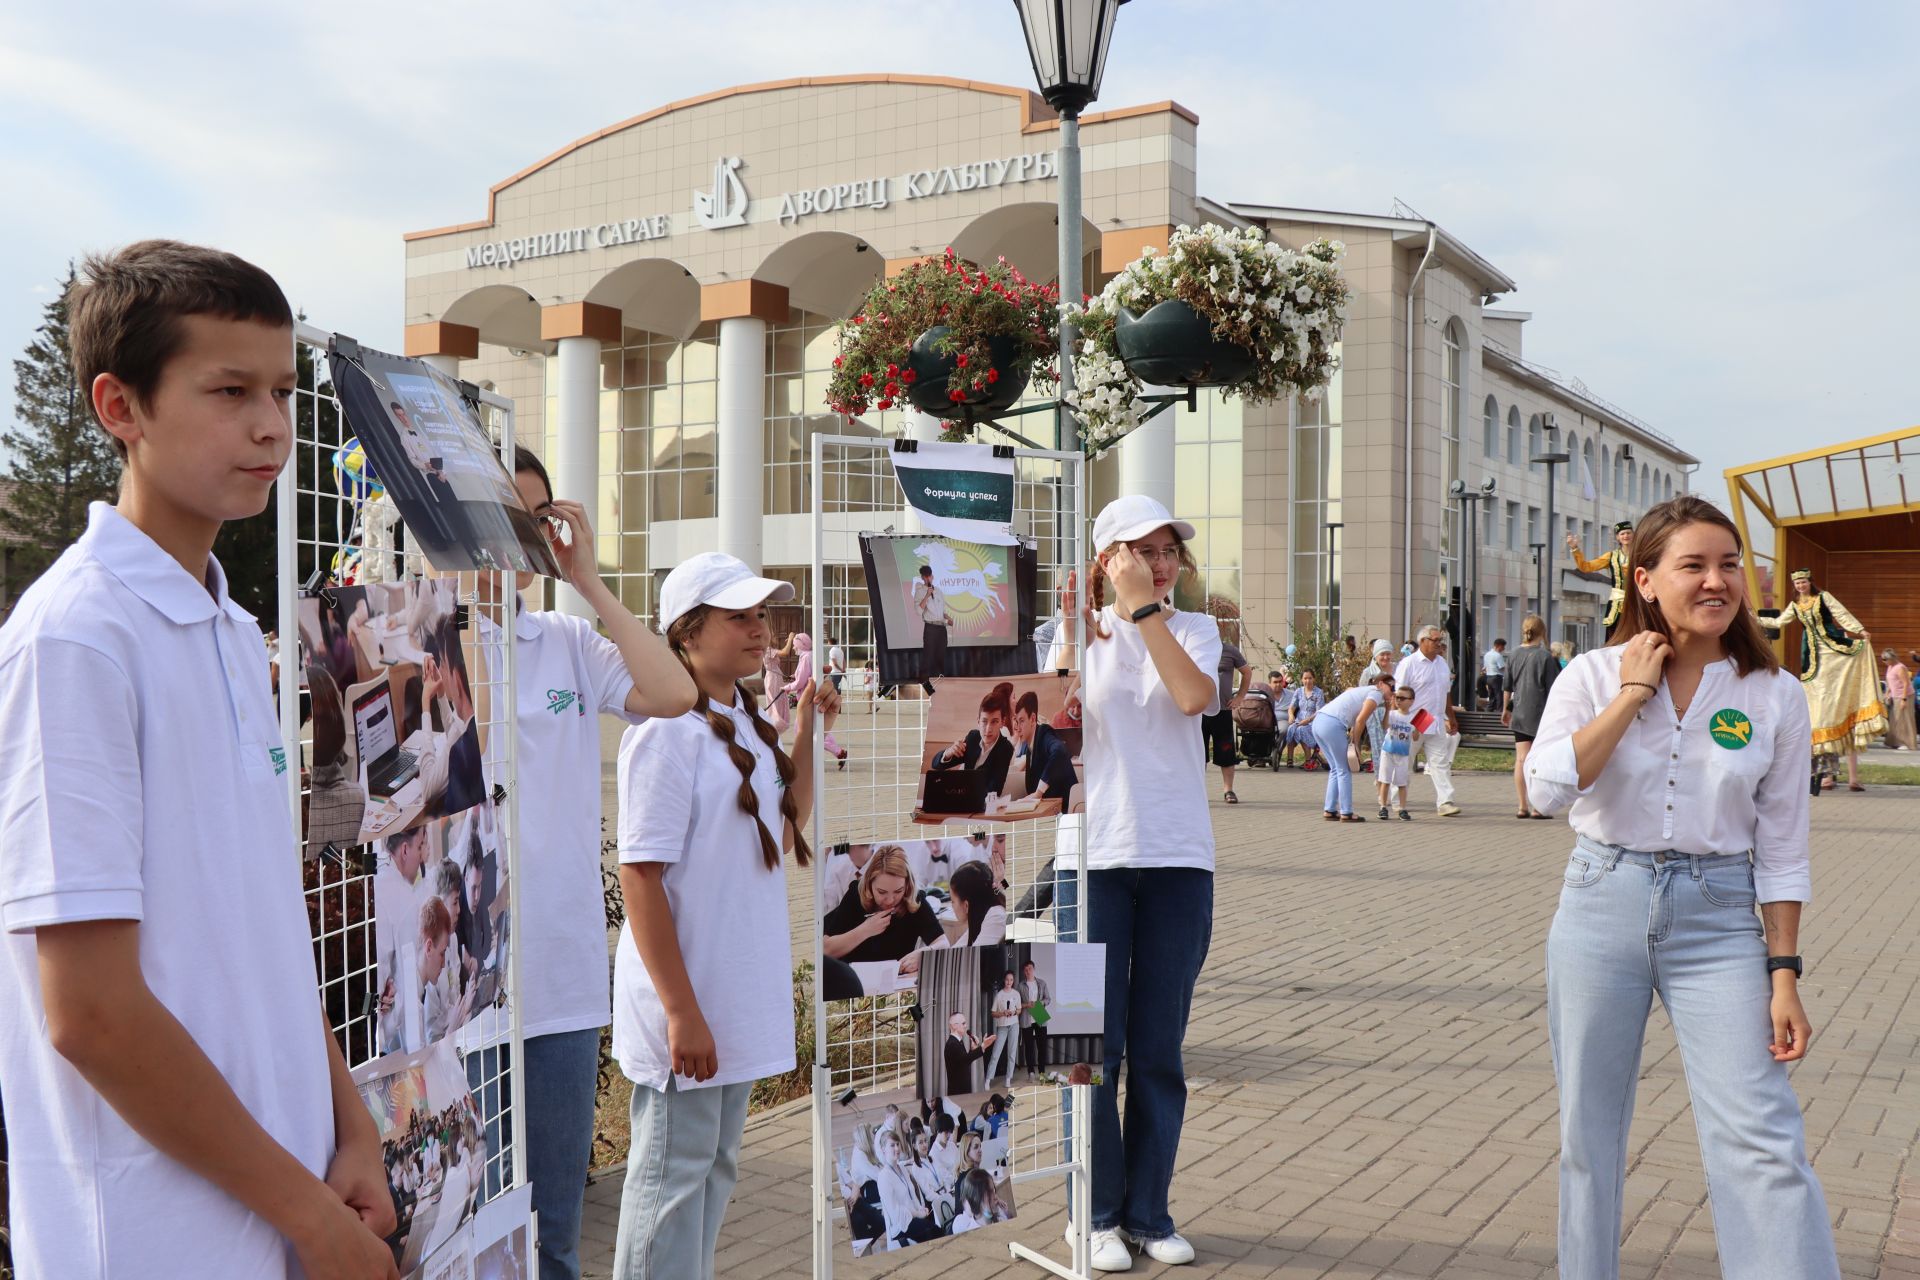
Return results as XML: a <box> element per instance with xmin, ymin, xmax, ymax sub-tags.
<box><xmin>1884</xmin><ymin>649</ymin><xmax>1916</xmax><ymax>751</ymax></box>
<box><xmin>790</xmin><ymin>633</ymin><xmax>848</xmax><ymax>766</ymax></box>
<box><xmin>762</xmin><ymin>636</ymin><xmax>792</xmax><ymax>734</ymax></box>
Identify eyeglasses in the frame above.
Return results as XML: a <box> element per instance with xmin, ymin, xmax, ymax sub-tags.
<box><xmin>1125</xmin><ymin>545</ymin><xmax>1183</xmax><ymax>565</ymax></box>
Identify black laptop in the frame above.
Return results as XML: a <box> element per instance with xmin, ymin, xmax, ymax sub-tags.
<box><xmin>921</xmin><ymin>769</ymin><xmax>989</xmax><ymax>816</ymax></box>
<box><xmin>352</xmin><ymin>684</ymin><xmax>421</xmax><ymax>798</ymax></box>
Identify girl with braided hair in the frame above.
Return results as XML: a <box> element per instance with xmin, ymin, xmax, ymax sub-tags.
<box><xmin>611</xmin><ymin>552</ymin><xmax>838</xmax><ymax>1278</ymax></box>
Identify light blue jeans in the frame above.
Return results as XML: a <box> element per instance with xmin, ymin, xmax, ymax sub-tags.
<box><xmin>1547</xmin><ymin>837</ymin><xmax>1838</xmax><ymax>1280</ymax></box>
<box><xmin>613</xmin><ymin>1078</ymin><xmax>753</xmax><ymax>1280</ymax></box>
<box><xmin>467</xmin><ymin>1027</ymin><xmax>602</xmax><ymax>1280</ymax></box>
<box><xmin>1312</xmin><ymin>715</ymin><xmax>1355</xmax><ymax>815</ymax></box>
<box><xmin>984</xmin><ymin>1022</ymin><xmax>1017</xmax><ymax>1085</ymax></box>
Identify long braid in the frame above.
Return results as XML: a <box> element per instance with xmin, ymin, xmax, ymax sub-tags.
<box><xmin>668</xmin><ymin>610</ymin><xmax>812</xmax><ymax>871</ymax></box>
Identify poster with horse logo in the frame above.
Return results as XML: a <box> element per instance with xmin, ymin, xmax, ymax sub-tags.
<box><xmin>859</xmin><ymin>534</ymin><xmax>1039</xmax><ymax>688</ymax></box>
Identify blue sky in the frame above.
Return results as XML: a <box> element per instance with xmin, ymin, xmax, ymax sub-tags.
<box><xmin>3</xmin><ymin>0</ymin><xmax>1915</xmax><ymax>493</ymax></box>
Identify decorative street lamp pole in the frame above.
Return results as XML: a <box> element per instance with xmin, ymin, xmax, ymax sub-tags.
<box><xmin>1013</xmin><ymin>0</ymin><xmax>1126</xmax><ymax>451</ymax></box>
<box><xmin>1533</xmin><ymin>411</ymin><xmax>1571</xmax><ymax>649</ymax></box>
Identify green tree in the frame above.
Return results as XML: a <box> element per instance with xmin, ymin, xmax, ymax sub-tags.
<box><xmin>1</xmin><ymin>267</ymin><xmax>121</xmax><ymax>588</ymax></box>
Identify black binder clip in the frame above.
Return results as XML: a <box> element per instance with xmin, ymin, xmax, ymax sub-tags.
<box><xmin>908</xmin><ymin>1003</ymin><xmax>924</xmax><ymax>1023</ymax></box>
<box><xmin>330</xmin><ymin>334</ymin><xmax>363</xmax><ymax>363</ymax></box>
<box><xmin>836</xmin><ymin>1087</ymin><xmax>860</xmax><ymax>1107</ymax></box>
<box><xmin>892</xmin><ymin>437</ymin><xmax>919</xmax><ymax>453</ymax></box>
<box><xmin>453</xmin><ymin>603</ymin><xmax>471</xmax><ymax>631</ymax></box>
<box><xmin>833</xmin><ymin>841</ymin><xmax>851</xmax><ymax>857</ymax></box>
<box><xmin>492</xmin><ymin>783</ymin><xmax>508</xmax><ymax>807</ymax></box>
<box><xmin>991</xmin><ymin>444</ymin><xmax>1015</xmax><ymax>459</ymax></box>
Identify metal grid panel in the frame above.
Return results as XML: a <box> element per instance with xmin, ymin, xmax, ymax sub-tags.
<box><xmin>807</xmin><ymin>432</ymin><xmax>1088</xmax><ymax>1275</ymax></box>
<box><xmin>279</xmin><ymin>323</ymin><xmax>528</xmax><ymax>1206</ymax></box>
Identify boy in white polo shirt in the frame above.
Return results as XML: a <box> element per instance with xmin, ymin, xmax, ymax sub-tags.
<box><xmin>0</xmin><ymin>242</ymin><xmax>396</xmax><ymax>1279</ymax></box>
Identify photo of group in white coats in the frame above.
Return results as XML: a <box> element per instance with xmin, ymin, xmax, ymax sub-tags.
<box><xmin>353</xmin><ymin>1038</ymin><xmax>488</xmax><ymax>1276</ymax></box>
<box><xmin>831</xmin><ymin>1084</ymin><xmax>1016</xmax><ymax>1257</ymax></box>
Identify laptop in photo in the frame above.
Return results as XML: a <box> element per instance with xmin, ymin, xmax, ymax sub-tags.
<box><xmin>921</xmin><ymin>769</ymin><xmax>989</xmax><ymax>816</ymax></box>
<box><xmin>352</xmin><ymin>683</ymin><xmax>421</xmax><ymax>798</ymax></box>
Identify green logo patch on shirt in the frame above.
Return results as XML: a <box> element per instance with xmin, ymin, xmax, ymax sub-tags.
<box><xmin>269</xmin><ymin>747</ymin><xmax>288</xmax><ymax>776</ymax></box>
<box><xmin>547</xmin><ymin>689</ymin><xmax>583</xmax><ymax>716</ymax></box>
<box><xmin>1709</xmin><ymin>709</ymin><xmax>1753</xmax><ymax>749</ymax></box>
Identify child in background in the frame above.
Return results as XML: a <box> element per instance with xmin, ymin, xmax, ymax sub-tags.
<box><xmin>1377</xmin><ymin>686</ymin><xmax>1416</xmax><ymax>821</ymax></box>
<box><xmin>611</xmin><ymin>552</ymin><xmax>834</xmax><ymax>1278</ymax></box>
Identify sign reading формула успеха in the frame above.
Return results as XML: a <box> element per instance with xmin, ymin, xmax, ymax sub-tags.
<box><xmin>461</xmin><ymin>148</ymin><xmax>1059</xmax><ymax>270</ymax></box>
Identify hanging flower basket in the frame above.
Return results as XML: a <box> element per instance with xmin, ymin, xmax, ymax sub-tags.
<box><xmin>1111</xmin><ymin>299</ymin><xmax>1257</xmax><ymax>388</ymax></box>
<box><xmin>825</xmin><ymin>249</ymin><xmax>1059</xmax><ymax>440</ymax></box>
<box><xmin>905</xmin><ymin>326</ymin><xmax>1032</xmax><ymax>421</ymax></box>
<box><xmin>1067</xmin><ymin>224</ymin><xmax>1351</xmax><ymax>458</ymax></box>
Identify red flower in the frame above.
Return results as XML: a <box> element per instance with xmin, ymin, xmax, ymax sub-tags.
<box><xmin>949</xmin><ymin>388</ymin><xmax>965</xmax><ymax>402</ymax></box>
<box><xmin>956</xmin><ymin>354</ymin><xmax>969</xmax><ymax>368</ymax></box>
<box><xmin>903</xmin><ymin>369</ymin><xmax>918</xmax><ymax>384</ymax></box>
<box><xmin>884</xmin><ymin>381</ymin><xmax>899</xmax><ymax>396</ymax></box>
<box><xmin>859</xmin><ymin>373</ymin><xmax>875</xmax><ymax>388</ymax></box>
<box><xmin>986</xmin><ymin>368</ymin><xmax>1000</xmax><ymax>384</ymax></box>
<box><xmin>876</xmin><ymin>399</ymin><xmax>894</xmax><ymax>411</ymax></box>
<box><xmin>886</xmin><ymin>363</ymin><xmax>899</xmax><ymax>376</ymax></box>
<box><xmin>832</xmin><ymin>356</ymin><xmax>843</xmax><ymax>368</ymax></box>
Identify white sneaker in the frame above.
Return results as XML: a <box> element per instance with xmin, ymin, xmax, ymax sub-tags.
<box><xmin>1138</xmin><ymin>1231</ymin><xmax>1196</xmax><ymax>1264</ymax></box>
<box><xmin>1438</xmin><ymin>801</ymin><xmax>1462</xmax><ymax>817</ymax></box>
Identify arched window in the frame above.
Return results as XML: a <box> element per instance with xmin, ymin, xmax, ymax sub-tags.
<box><xmin>1527</xmin><ymin>414</ymin><xmax>1542</xmax><ymax>473</ymax></box>
<box><xmin>1664</xmin><ymin>474</ymin><xmax>1674</xmax><ymax>501</ymax></box>
<box><xmin>1440</xmin><ymin>321</ymin><xmax>1462</xmax><ymax>492</ymax></box>
<box><xmin>1584</xmin><ymin>438</ymin><xmax>1596</xmax><ymax>491</ymax></box>
<box><xmin>1483</xmin><ymin>396</ymin><xmax>1499</xmax><ymax>457</ymax></box>
<box><xmin>1507</xmin><ymin>407</ymin><xmax>1521</xmax><ymax>464</ymax></box>
<box><xmin>1639</xmin><ymin>463</ymin><xmax>1649</xmax><ymax>507</ymax></box>
<box><xmin>1600</xmin><ymin>444</ymin><xmax>1611</xmax><ymax>497</ymax></box>
<box><xmin>1613</xmin><ymin>451</ymin><xmax>1624</xmax><ymax>499</ymax></box>
<box><xmin>1563</xmin><ymin>431</ymin><xmax>1579</xmax><ymax>489</ymax></box>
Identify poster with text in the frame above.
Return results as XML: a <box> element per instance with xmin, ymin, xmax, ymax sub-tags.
<box><xmin>329</xmin><ymin>339</ymin><xmax>560</xmax><ymax>576</ymax></box>
<box><xmin>832</xmin><ymin>1083</ymin><xmax>1017</xmax><ymax>1259</ymax></box>
<box><xmin>890</xmin><ymin>440</ymin><xmax>1017</xmax><ymax>544</ymax></box>
<box><xmin>912</xmin><ymin>675</ymin><xmax>1082</xmax><ymax>825</ymax></box>
<box><xmin>352</xmin><ymin>1039</ymin><xmax>488</xmax><ymax>1277</ymax></box>
<box><xmin>298</xmin><ymin>579</ymin><xmax>488</xmax><ymax>856</ymax></box>
<box><xmin>859</xmin><ymin>534</ymin><xmax>1039</xmax><ymax>687</ymax></box>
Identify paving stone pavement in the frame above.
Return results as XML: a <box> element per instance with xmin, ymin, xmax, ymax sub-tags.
<box><xmin>578</xmin><ymin>744</ymin><xmax>1919</xmax><ymax>1279</ymax></box>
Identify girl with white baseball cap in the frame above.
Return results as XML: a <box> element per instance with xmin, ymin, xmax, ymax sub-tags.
<box><xmin>1066</xmin><ymin>493</ymin><xmax>1221</xmax><ymax>1270</ymax></box>
<box><xmin>610</xmin><ymin>551</ymin><xmax>835</xmax><ymax>1277</ymax></box>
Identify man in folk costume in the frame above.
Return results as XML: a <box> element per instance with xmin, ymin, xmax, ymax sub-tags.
<box><xmin>1566</xmin><ymin>521</ymin><xmax>1634</xmax><ymax>636</ymax></box>
<box><xmin>1758</xmin><ymin>569</ymin><xmax>1887</xmax><ymax>791</ymax></box>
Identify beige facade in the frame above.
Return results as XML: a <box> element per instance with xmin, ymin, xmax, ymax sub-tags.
<box><xmin>402</xmin><ymin>75</ymin><xmax>1693</xmax><ymax>660</ymax></box>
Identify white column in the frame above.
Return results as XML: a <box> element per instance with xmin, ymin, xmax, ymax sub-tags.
<box><xmin>716</xmin><ymin>315</ymin><xmax>768</xmax><ymax>571</ymax></box>
<box><xmin>1118</xmin><ymin>391</ymin><xmax>1178</xmax><ymax>511</ymax></box>
<box><xmin>421</xmin><ymin>354</ymin><xmax>460</xmax><ymax>378</ymax></box>
<box><xmin>553</xmin><ymin>335</ymin><xmax>601</xmax><ymax>617</ymax></box>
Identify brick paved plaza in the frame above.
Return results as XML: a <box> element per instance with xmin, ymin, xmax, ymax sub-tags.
<box><xmin>580</xmin><ymin>741</ymin><xmax>1920</xmax><ymax>1278</ymax></box>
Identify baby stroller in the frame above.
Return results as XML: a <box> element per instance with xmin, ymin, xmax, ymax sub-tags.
<box><xmin>1234</xmin><ymin>687</ymin><xmax>1280</xmax><ymax>768</ymax></box>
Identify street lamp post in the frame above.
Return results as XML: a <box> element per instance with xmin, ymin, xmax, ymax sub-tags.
<box><xmin>1529</xmin><ymin>543</ymin><xmax>1548</xmax><ymax>621</ymax></box>
<box><xmin>1323</xmin><ymin>521</ymin><xmax>1343</xmax><ymax>631</ymax></box>
<box><xmin>1013</xmin><ymin>0</ymin><xmax>1126</xmax><ymax>451</ymax></box>
<box><xmin>1448</xmin><ymin>480</ymin><xmax>1496</xmax><ymax>706</ymax></box>
<box><xmin>1532</xmin><ymin>412</ymin><xmax>1571</xmax><ymax>649</ymax></box>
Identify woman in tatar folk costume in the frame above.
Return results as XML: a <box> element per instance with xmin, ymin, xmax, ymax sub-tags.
<box><xmin>1758</xmin><ymin>569</ymin><xmax>1886</xmax><ymax>791</ymax></box>
<box><xmin>1566</xmin><ymin>521</ymin><xmax>1635</xmax><ymax>638</ymax></box>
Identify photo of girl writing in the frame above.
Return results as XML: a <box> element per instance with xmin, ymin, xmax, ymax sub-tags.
<box><xmin>610</xmin><ymin>551</ymin><xmax>836</xmax><ymax>1279</ymax></box>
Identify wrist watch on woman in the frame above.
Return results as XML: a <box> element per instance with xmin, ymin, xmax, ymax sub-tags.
<box><xmin>1767</xmin><ymin>956</ymin><xmax>1803</xmax><ymax>976</ymax></box>
<box><xmin>1130</xmin><ymin>602</ymin><xmax>1164</xmax><ymax>623</ymax></box>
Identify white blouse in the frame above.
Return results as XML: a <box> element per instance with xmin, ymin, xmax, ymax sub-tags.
<box><xmin>1526</xmin><ymin>645</ymin><xmax>1813</xmax><ymax>903</ymax></box>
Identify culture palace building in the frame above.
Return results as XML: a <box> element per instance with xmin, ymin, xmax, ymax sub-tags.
<box><xmin>402</xmin><ymin>75</ymin><xmax>1695</xmax><ymax>659</ymax></box>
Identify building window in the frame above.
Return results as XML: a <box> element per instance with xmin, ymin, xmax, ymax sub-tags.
<box><xmin>1527</xmin><ymin>414</ymin><xmax>1542</xmax><ymax>473</ymax></box>
<box><xmin>1438</xmin><ymin>322</ymin><xmax>1462</xmax><ymax>624</ymax></box>
<box><xmin>1175</xmin><ymin>387</ymin><xmax>1247</xmax><ymax>644</ymax></box>
<box><xmin>1483</xmin><ymin>395</ymin><xmax>1499</xmax><ymax>458</ymax></box>
<box><xmin>1507</xmin><ymin>406</ymin><xmax>1521</xmax><ymax>465</ymax></box>
<box><xmin>1288</xmin><ymin>347</ymin><xmax>1342</xmax><ymax>635</ymax></box>
<box><xmin>1506</xmin><ymin>501</ymin><xmax>1519</xmax><ymax>551</ymax></box>
<box><xmin>1527</xmin><ymin>505</ymin><xmax>1540</xmax><ymax>546</ymax></box>
<box><xmin>1613</xmin><ymin>451</ymin><xmax>1625</xmax><ymax>500</ymax></box>
<box><xmin>1583</xmin><ymin>438</ymin><xmax>1596</xmax><ymax>492</ymax></box>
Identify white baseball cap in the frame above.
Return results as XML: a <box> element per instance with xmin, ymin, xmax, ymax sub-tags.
<box><xmin>1091</xmin><ymin>494</ymin><xmax>1196</xmax><ymax>551</ymax></box>
<box><xmin>657</xmin><ymin>552</ymin><xmax>795</xmax><ymax>632</ymax></box>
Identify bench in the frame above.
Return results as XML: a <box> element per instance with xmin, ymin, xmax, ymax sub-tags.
<box><xmin>1453</xmin><ymin>708</ymin><xmax>1516</xmax><ymax>751</ymax></box>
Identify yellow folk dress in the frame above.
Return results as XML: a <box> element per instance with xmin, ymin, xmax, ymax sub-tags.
<box><xmin>1758</xmin><ymin>591</ymin><xmax>1888</xmax><ymax>754</ymax></box>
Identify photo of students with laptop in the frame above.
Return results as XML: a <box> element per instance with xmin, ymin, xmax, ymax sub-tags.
<box><xmin>912</xmin><ymin>674</ymin><xmax>1084</xmax><ymax>825</ymax></box>
<box><xmin>297</xmin><ymin>578</ymin><xmax>488</xmax><ymax>855</ymax></box>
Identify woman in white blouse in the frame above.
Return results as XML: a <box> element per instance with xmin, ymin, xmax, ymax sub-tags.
<box><xmin>1527</xmin><ymin>495</ymin><xmax>1838</xmax><ymax>1279</ymax></box>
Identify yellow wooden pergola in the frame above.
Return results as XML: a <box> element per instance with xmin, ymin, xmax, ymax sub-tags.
<box><xmin>1724</xmin><ymin>425</ymin><xmax>1920</xmax><ymax>612</ymax></box>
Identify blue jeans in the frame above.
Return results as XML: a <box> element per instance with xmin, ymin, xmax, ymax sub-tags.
<box><xmin>1312</xmin><ymin>716</ymin><xmax>1354</xmax><ymax>814</ymax></box>
<box><xmin>1547</xmin><ymin>837</ymin><xmax>1838</xmax><ymax>1280</ymax></box>
<box><xmin>467</xmin><ymin>1028</ymin><xmax>603</xmax><ymax>1280</ymax></box>
<box><xmin>1088</xmin><ymin>867</ymin><xmax>1214</xmax><ymax>1241</ymax></box>
<box><xmin>613</xmin><ymin>1078</ymin><xmax>753</xmax><ymax>1280</ymax></box>
<box><xmin>1054</xmin><ymin>861</ymin><xmax>1081</xmax><ymax>941</ymax></box>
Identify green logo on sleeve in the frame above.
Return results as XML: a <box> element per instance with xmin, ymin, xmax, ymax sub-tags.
<box><xmin>269</xmin><ymin>747</ymin><xmax>288</xmax><ymax>775</ymax></box>
<box><xmin>1709</xmin><ymin>709</ymin><xmax>1753</xmax><ymax>749</ymax></box>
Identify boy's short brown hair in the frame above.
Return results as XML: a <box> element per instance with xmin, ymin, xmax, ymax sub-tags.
<box><xmin>68</xmin><ymin>239</ymin><xmax>294</xmax><ymax>457</ymax></box>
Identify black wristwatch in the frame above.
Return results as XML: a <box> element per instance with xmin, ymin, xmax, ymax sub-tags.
<box><xmin>1129</xmin><ymin>602</ymin><xmax>1164</xmax><ymax>623</ymax></box>
<box><xmin>1767</xmin><ymin>956</ymin><xmax>1803</xmax><ymax>977</ymax></box>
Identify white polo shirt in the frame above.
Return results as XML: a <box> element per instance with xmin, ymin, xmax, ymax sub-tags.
<box><xmin>612</xmin><ymin>697</ymin><xmax>795</xmax><ymax>1091</ymax></box>
<box><xmin>0</xmin><ymin>504</ymin><xmax>334</xmax><ymax>1278</ymax></box>
<box><xmin>482</xmin><ymin>608</ymin><xmax>641</xmax><ymax>1040</ymax></box>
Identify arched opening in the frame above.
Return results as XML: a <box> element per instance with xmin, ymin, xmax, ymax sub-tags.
<box><xmin>442</xmin><ymin>283</ymin><xmax>543</xmax><ymax>352</ymax></box>
<box><xmin>1483</xmin><ymin>395</ymin><xmax>1500</xmax><ymax>457</ymax></box>
<box><xmin>949</xmin><ymin>202</ymin><xmax>1100</xmax><ymax>288</ymax></box>
<box><xmin>755</xmin><ymin>231</ymin><xmax>884</xmax><ymax>321</ymax></box>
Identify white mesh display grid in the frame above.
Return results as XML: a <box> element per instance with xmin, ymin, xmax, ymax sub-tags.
<box><xmin>806</xmin><ymin>431</ymin><xmax>1090</xmax><ymax>1277</ymax></box>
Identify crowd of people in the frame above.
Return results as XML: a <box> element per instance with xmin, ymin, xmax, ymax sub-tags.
<box><xmin>838</xmin><ymin>1094</ymin><xmax>1016</xmax><ymax>1255</ymax></box>
<box><xmin>0</xmin><ymin>240</ymin><xmax>1883</xmax><ymax>1280</ymax></box>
